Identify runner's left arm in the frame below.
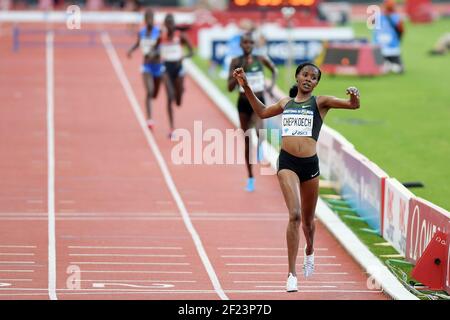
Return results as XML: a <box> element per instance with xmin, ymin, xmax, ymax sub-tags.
<box><xmin>317</xmin><ymin>87</ymin><xmax>360</xmax><ymax>110</ymax></box>
<box><xmin>127</xmin><ymin>33</ymin><xmax>140</xmax><ymax>58</ymax></box>
<box><xmin>260</xmin><ymin>55</ymin><xmax>278</xmax><ymax>97</ymax></box>
<box><xmin>180</xmin><ymin>32</ymin><xmax>194</xmax><ymax>59</ymax></box>
<box><xmin>233</xmin><ymin>67</ymin><xmax>286</xmax><ymax>119</ymax></box>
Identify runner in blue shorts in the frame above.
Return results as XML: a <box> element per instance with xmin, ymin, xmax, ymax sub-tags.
<box><xmin>127</xmin><ymin>8</ymin><xmax>164</xmax><ymax>130</ymax></box>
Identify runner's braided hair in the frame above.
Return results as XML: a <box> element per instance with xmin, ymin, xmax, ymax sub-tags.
<box><xmin>289</xmin><ymin>62</ymin><xmax>322</xmax><ymax>98</ymax></box>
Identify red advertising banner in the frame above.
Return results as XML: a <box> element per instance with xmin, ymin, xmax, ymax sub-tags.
<box><xmin>405</xmin><ymin>0</ymin><xmax>434</xmax><ymax>23</ymax></box>
<box><xmin>406</xmin><ymin>197</ymin><xmax>450</xmax><ymax>264</ymax></box>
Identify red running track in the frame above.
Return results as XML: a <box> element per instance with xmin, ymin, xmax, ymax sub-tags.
<box><xmin>0</xmin><ymin>28</ymin><xmax>388</xmax><ymax>300</ymax></box>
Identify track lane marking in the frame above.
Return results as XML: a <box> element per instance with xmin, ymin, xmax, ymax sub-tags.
<box><xmin>221</xmin><ymin>255</ymin><xmax>336</xmax><ymax>258</ymax></box>
<box><xmin>68</xmin><ymin>246</ymin><xmax>182</xmax><ymax>250</ymax></box>
<box><xmin>68</xmin><ymin>254</ymin><xmax>186</xmax><ymax>257</ymax></box>
<box><xmin>76</xmin><ymin>279</ymin><xmax>196</xmax><ymax>283</ymax></box>
<box><xmin>46</xmin><ymin>30</ymin><xmax>57</xmax><ymax>301</ymax></box>
<box><xmin>69</xmin><ymin>262</ymin><xmax>190</xmax><ymax>266</ymax></box>
<box><xmin>0</xmin><ymin>288</ymin><xmax>383</xmax><ymax>294</ymax></box>
<box><xmin>78</xmin><ymin>270</ymin><xmax>192</xmax><ymax>274</ymax></box>
<box><xmin>0</xmin><ymin>245</ymin><xmax>37</xmax><ymax>248</ymax></box>
<box><xmin>234</xmin><ymin>280</ymin><xmax>357</xmax><ymax>284</ymax></box>
<box><xmin>229</xmin><ymin>271</ymin><xmax>349</xmax><ymax>275</ymax></box>
<box><xmin>101</xmin><ymin>32</ymin><xmax>228</xmax><ymax>300</ymax></box>
<box><xmin>218</xmin><ymin>247</ymin><xmax>328</xmax><ymax>251</ymax></box>
<box><xmin>225</xmin><ymin>263</ymin><xmax>341</xmax><ymax>266</ymax></box>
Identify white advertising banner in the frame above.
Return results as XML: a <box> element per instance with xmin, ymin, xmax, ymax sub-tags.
<box><xmin>382</xmin><ymin>178</ymin><xmax>414</xmax><ymax>256</ymax></box>
<box><xmin>316</xmin><ymin>125</ymin><xmax>354</xmax><ymax>184</ymax></box>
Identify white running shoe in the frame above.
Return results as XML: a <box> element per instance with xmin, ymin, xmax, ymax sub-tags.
<box><xmin>286</xmin><ymin>273</ymin><xmax>298</xmax><ymax>292</ymax></box>
<box><xmin>303</xmin><ymin>248</ymin><xmax>315</xmax><ymax>278</ymax></box>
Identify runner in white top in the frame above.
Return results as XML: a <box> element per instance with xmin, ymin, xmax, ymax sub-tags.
<box><xmin>158</xmin><ymin>13</ymin><xmax>193</xmax><ymax>138</ymax></box>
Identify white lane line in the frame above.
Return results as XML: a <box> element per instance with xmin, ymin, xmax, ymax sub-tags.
<box><xmin>76</xmin><ymin>280</ymin><xmax>196</xmax><ymax>283</ymax></box>
<box><xmin>218</xmin><ymin>247</ymin><xmax>328</xmax><ymax>251</ymax></box>
<box><xmin>59</xmin><ymin>209</ymin><xmax>77</xmax><ymax>213</ymax></box>
<box><xmin>0</xmin><ymin>218</ymin><xmax>49</xmax><ymax>221</ymax></box>
<box><xmin>221</xmin><ymin>255</ymin><xmax>336</xmax><ymax>258</ymax></box>
<box><xmin>0</xmin><ymin>270</ymin><xmax>35</xmax><ymax>273</ymax></box>
<box><xmin>227</xmin><ymin>289</ymin><xmax>382</xmax><ymax>294</ymax></box>
<box><xmin>0</xmin><ymin>217</ymin><xmax>289</xmax><ymax>221</ymax></box>
<box><xmin>191</xmin><ymin>217</ymin><xmax>285</xmax><ymax>221</ymax></box>
<box><xmin>191</xmin><ymin>213</ymin><xmax>284</xmax><ymax>216</ymax></box>
<box><xmin>0</xmin><ymin>279</ymin><xmax>33</xmax><ymax>281</ymax></box>
<box><xmin>61</xmin><ymin>217</ymin><xmax>182</xmax><ymax>221</ymax></box>
<box><xmin>0</xmin><ymin>253</ymin><xmax>35</xmax><ymax>256</ymax></box>
<box><xmin>187</xmin><ymin>201</ymin><xmax>203</xmax><ymax>205</ymax></box>
<box><xmin>0</xmin><ymin>288</ymin><xmax>382</xmax><ymax>294</ymax></box>
<box><xmin>70</xmin><ymin>262</ymin><xmax>190</xmax><ymax>266</ymax></box>
<box><xmin>0</xmin><ymin>289</ymin><xmax>383</xmax><ymax>296</ymax></box>
<box><xmin>155</xmin><ymin>201</ymin><xmax>172</xmax><ymax>205</ymax></box>
<box><xmin>78</xmin><ymin>270</ymin><xmax>192</xmax><ymax>274</ymax></box>
<box><xmin>59</xmin><ymin>212</ymin><xmax>177</xmax><ymax>216</ymax></box>
<box><xmin>226</xmin><ymin>263</ymin><xmax>341</xmax><ymax>266</ymax></box>
<box><xmin>0</xmin><ymin>212</ymin><xmax>284</xmax><ymax>217</ymax></box>
<box><xmin>68</xmin><ymin>246</ymin><xmax>183</xmax><ymax>250</ymax></box>
<box><xmin>0</xmin><ymin>293</ymin><xmax>48</xmax><ymax>297</ymax></box>
<box><xmin>68</xmin><ymin>254</ymin><xmax>186</xmax><ymax>257</ymax></box>
<box><xmin>0</xmin><ymin>279</ymin><xmax>33</xmax><ymax>282</ymax></box>
<box><xmin>101</xmin><ymin>32</ymin><xmax>228</xmax><ymax>301</ymax></box>
<box><xmin>0</xmin><ymin>261</ymin><xmax>35</xmax><ymax>264</ymax></box>
<box><xmin>26</xmin><ymin>200</ymin><xmax>44</xmax><ymax>204</ymax></box>
<box><xmin>255</xmin><ymin>285</ymin><xmax>337</xmax><ymax>288</ymax></box>
<box><xmin>0</xmin><ymin>245</ymin><xmax>37</xmax><ymax>248</ymax></box>
<box><xmin>46</xmin><ymin>30</ymin><xmax>57</xmax><ymax>301</ymax></box>
<box><xmin>0</xmin><ymin>214</ymin><xmax>46</xmax><ymax>217</ymax></box>
<box><xmin>229</xmin><ymin>272</ymin><xmax>349</xmax><ymax>275</ymax></box>
<box><xmin>59</xmin><ymin>200</ymin><xmax>75</xmax><ymax>204</ymax></box>
<box><xmin>234</xmin><ymin>280</ymin><xmax>358</xmax><ymax>284</ymax></box>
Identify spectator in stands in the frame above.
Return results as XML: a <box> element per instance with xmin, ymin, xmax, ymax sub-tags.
<box><xmin>372</xmin><ymin>0</ymin><xmax>405</xmax><ymax>74</ymax></box>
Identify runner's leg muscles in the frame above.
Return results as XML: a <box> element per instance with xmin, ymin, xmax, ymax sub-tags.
<box><xmin>239</xmin><ymin>112</ymin><xmax>253</xmax><ymax>178</ymax></box>
<box><xmin>142</xmin><ymin>73</ymin><xmax>154</xmax><ymax>119</ymax></box>
<box><xmin>278</xmin><ymin>169</ymin><xmax>301</xmax><ymax>276</ymax></box>
<box><xmin>300</xmin><ymin>177</ymin><xmax>319</xmax><ymax>255</ymax></box>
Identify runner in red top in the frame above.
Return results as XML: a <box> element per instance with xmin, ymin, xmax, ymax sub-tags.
<box><xmin>159</xmin><ymin>13</ymin><xmax>194</xmax><ymax>138</ymax></box>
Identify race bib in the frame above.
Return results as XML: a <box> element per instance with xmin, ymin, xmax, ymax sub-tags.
<box><xmin>282</xmin><ymin>110</ymin><xmax>314</xmax><ymax>137</ymax></box>
<box><xmin>239</xmin><ymin>71</ymin><xmax>265</xmax><ymax>93</ymax></box>
<box><xmin>140</xmin><ymin>38</ymin><xmax>155</xmax><ymax>55</ymax></box>
<box><xmin>161</xmin><ymin>43</ymin><xmax>183</xmax><ymax>62</ymax></box>
<box><xmin>378</xmin><ymin>32</ymin><xmax>393</xmax><ymax>45</ymax></box>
